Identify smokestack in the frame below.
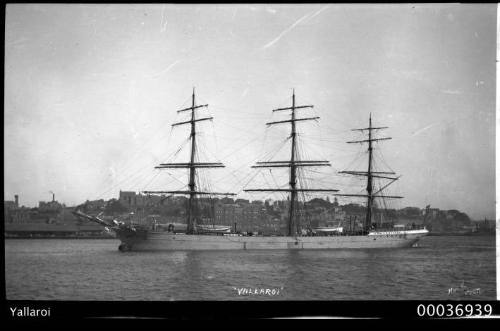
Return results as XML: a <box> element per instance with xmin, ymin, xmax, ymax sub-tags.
<box><xmin>14</xmin><ymin>195</ymin><xmax>19</xmax><ymax>207</ymax></box>
<box><xmin>52</xmin><ymin>193</ymin><xmax>55</xmax><ymax>202</ymax></box>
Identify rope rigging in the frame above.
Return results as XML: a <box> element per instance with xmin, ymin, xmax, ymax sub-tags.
<box><xmin>86</xmin><ymin>84</ymin><xmax>409</xmax><ymax>237</ymax></box>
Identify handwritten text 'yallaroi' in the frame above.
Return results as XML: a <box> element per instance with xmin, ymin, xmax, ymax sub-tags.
<box><xmin>233</xmin><ymin>287</ymin><xmax>283</xmax><ymax>296</ymax></box>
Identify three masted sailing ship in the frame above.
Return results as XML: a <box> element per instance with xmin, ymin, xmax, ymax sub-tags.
<box><xmin>74</xmin><ymin>89</ymin><xmax>428</xmax><ymax>251</ymax></box>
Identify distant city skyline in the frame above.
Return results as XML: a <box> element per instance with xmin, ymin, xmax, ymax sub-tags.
<box><xmin>2</xmin><ymin>191</ymin><xmax>488</xmax><ymax>221</ymax></box>
<box><xmin>4</xmin><ymin>4</ymin><xmax>496</xmax><ymax>219</ymax></box>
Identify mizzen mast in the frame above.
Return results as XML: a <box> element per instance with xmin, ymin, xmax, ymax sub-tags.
<box><xmin>336</xmin><ymin>114</ymin><xmax>402</xmax><ymax>232</ymax></box>
<box><xmin>245</xmin><ymin>90</ymin><xmax>339</xmax><ymax>236</ymax></box>
<box><xmin>144</xmin><ymin>88</ymin><xmax>235</xmax><ymax>234</ymax></box>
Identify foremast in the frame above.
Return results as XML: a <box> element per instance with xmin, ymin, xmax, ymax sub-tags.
<box><xmin>144</xmin><ymin>88</ymin><xmax>235</xmax><ymax>234</ymax></box>
<box><xmin>337</xmin><ymin>114</ymin><xmax>402</xmax><ymax>232</ymax></box>
<box><xmin>245</xmin><ymin>90</ymin><xmax>340</xmax><ymax>236</ymax></box>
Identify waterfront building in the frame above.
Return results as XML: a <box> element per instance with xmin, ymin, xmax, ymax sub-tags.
<box><xmin>4</xmin><ymin>194</ymin><xmax>19</xmax><ymax>210</ymax></box>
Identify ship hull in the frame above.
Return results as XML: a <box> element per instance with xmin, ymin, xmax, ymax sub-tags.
<box><xmin>116</xmin><ymin>229</ymin><xmax>428</xmax><ymax>251</ymax></box>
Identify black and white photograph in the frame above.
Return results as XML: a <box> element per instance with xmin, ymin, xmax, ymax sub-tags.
<box><xmin>3</xmin><ymin>3</ymin><xmax>498</xmax><ymax>319</ymax></box>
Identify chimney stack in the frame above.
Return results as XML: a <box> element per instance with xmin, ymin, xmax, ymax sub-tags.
<box><xmin>52</xmin><ymin>193</ymin><xmax>55</xmax><ymax>202</ymax></box>
<box><xmin>14</xmin><ymin>195</ymin><xmax>19</xmax><ymax>207</ymax></box>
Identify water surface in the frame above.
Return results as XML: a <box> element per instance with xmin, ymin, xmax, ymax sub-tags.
<box><xmin>5</xmin><ymin>235</ymin><xmax>496</xmax><ymax>300</ymax></box>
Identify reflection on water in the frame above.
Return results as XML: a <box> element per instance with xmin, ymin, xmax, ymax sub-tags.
<box><xmin>5</xmin><ymin>235</ymin><xmax>496</xmax><ymax>300</ymax></box>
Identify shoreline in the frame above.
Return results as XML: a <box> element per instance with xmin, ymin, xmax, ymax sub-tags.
<box><xmin>5</xmin><ymin>233</ymin><xmax>495</xmax><ymax>239</ymax></box>
<box><xmin>427</xmin><ymin>233</ymin><xmax>495</xmax><ymax>237</ymax></box>
<box><xmin>5</xmin><ymin>236</ymin><xmax>117</xmax><ymax>240</ymax></box>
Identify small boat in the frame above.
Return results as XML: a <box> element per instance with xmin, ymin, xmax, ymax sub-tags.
<box><xmin>313</xmin><ymin>226</ymin><xmax>344</xmax><ymax>233</ymax></box>
<box><xmin>196</xmin><ymin>224</ymin><xmax>232</xmax><ymax>234</ymax></box>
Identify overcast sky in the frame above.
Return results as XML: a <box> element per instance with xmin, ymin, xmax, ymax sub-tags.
<box><xmin>4</xmin><ymin>4</ymin><xmax>496</xmax><ymax>219</ymax></box>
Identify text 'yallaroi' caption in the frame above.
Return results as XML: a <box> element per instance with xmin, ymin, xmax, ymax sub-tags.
<box><xmin>233</xmin><ymin>287</ymin><xmax>284</xmax><ymax>296</ymax></box>
<box><xmin>10</xmin><ymin>306</ymin><xmax>51</xmax><ymax>317</ymax></box>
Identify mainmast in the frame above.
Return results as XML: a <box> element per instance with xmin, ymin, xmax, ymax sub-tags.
<box><xmin>187</xmin><ymin>89</ymin><xmax>199</xmax><ymax>234</ymax></box>
<box><xmin>245</xmin><ymin>90</ymin><xmax>340</xmax><ymax>236</ymax></box>
<box><xmin>337</xmin><ymin>114</ymin><xmax>402</xmax><ymax>232</ymax></box>
<box><xmin>144</xmin><ymin>88</ymin><xmax>235</xmax><ymax>234</ymax></box>
<box><xmin>366</xmin><ymin>114</ymin><xmax>374</xmax><ymax>231</ymax></box>
<box><xmin>289</xmin><ymin>91</ymin><xmax>298</xmax><ymax>236</ymax></box>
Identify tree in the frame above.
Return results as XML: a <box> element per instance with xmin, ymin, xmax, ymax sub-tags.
<box><xmin>308</xmin><ymin>198</ymin><xmax>331</xmax><ymax>209</ymax></box>
<box><xmin>104</xmin><ymin>200</ymin><xmax>129</xmax><ymax>215</ymax></box>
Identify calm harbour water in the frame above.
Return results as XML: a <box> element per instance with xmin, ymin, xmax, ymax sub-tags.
<box><xmin>5</xmin><ymin>235</ymin><xmax>496</xmax><ymax>300</ymax></box>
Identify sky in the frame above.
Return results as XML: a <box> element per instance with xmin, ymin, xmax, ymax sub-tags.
<box><xmin>4</xmin><ymin>4</ymin><xmax>496</xmax><ymax>219</ymax></box>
